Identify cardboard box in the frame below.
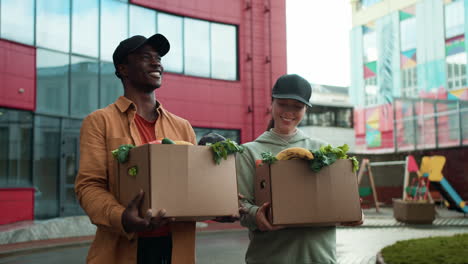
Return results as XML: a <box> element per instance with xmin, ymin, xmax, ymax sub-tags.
<box><xmin>255</xmin><ymin>159</ymin><xmax>362</xmax><ymax>226</ymax></box>
<box><xmin>393</xmin><ymin>199</ymin><xmax>435</xmax><ymax>224</ymax></box>
<box><xmin>117</xmin><ymin>144</ymin><xmax>239</xmax><ymax>221</ymax></box>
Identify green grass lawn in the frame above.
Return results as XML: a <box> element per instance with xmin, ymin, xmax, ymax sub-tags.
<box><xmin>381</xmin><ymin>233</ymin><xmax>468</xmax><ymax>264</ymax></box>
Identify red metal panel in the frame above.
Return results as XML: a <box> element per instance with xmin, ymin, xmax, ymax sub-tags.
<box><xmin>0</xmin><ymin>39</ymin><xmax>36</xmax><ymax>111</ymax></box>
<box><xmin>0</xmin><ymin>188</ymin><xmax>35</xmax><ymax>225</ymax></box>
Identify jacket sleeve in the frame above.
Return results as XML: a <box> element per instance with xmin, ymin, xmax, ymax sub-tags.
<box><xmin>185</xmin><ymin>120</ymin><xmax>197</xmax><ymax>145</ymax></box>
<box><xmin>236</xmin><ymin>147</ymin><xmax>260</xmax><ymax>231</ymax></box>
<box><xmin>74</xmin><ymin>113</ymin><xmax>132</xmax><ymax>238</ymax></box>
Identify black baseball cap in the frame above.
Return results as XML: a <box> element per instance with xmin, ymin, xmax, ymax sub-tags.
<box><xmin>113</xmin><ymin>34</ymin><xmax>170</xmax><ymax>77</ymax></box>
<box><xmin>272</xmin><ymin>74</ymin><xmax>312</xmax><ymax>107</ymax></box>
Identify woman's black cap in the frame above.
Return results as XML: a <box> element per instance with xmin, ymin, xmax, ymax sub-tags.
<box><xmin>272</xmin><ymin>74</ymin><xmax>312</xmax><ymax>107</ymax></box>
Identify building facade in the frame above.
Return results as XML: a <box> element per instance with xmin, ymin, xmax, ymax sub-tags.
<box><xmin>350</xmin><ymin>0</ymin><xmax>468</xmax><ymax>153</ymax></box>
<box><xmin>0</xmin><ymin>0</ymin><xmax>287</xmax><ymax>221</ymax></box>
<box><xmin>350</xmin><ymin>0</ymin><xmax>468</xmax><ymax>202</ymax></box>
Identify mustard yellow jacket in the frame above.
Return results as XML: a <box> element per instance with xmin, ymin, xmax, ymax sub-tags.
<box><xmin>75</xmin><ymin>96</ymin><xmax>196</xmax><ymax>264</ymax></box>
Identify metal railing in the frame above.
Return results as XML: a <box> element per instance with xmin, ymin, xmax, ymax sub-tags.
<box><xmin>393</xmin><ymin>97</ymin><xmax>468</xmax><ymax>152</ymax></box>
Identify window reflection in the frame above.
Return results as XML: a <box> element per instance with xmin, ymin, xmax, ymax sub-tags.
<box><xmin>130</xmin><ymin>5</ymin><xmax>157</xmax><ymax>37</ymax></box>
<box><xmin>1</xmin><ymin>0</ymin><xmax>34</xmax><ymax>45</ymax></box>
<box><xmin>299</xmin><ymin>106</ymin><xmax>353</xmax><ymax>128</ymax></box>
<box><xmin>193</xmin><ymin>127</ymin><xmax>240</xmax><ymax>143</ymax></box>
<box><xmin>184</xmin><ymin>18</ymin><xmax>210</xmax><ymax>77</ymax></box>
<box><xmin>36</xmin><ymin>49</ymin><xmax>70</xmax><ymax>115</ymax></box>
<box><xmin>71</xmin><ymin>56</ymin><xmax>99</xmax><ymax>117</ymax></box>
<box><xmin>211</xmin><ymin>23</ymin><xmax>237</xmax><ymax>80</ymax></box>
<box><xmin>400</xmin><ymin>18</ymin><xmax>416</xmax><ymax>52</ymax></box>
<box><xmin>100</xmin><ymin>0</ymin><xmax>128</xmax><ymax>61</ymax></box>
<box><xmin>445</xmin><ymin>1</ymin><xmax>465</xmax><ymax>39</ymax></box>
<box><xmin>36</xmin><ymin>0</ymin><xmax>70</xmax><ymax>52</ymax></box>
<box><xmin>0</xmin><ymin>109</ymin><xmax>33</xmax><ymax>187</ymax></box>
<box><xmin>33</xmin><ymin>116</ymin><xmax>60</xmax><ymax>219</ymax></box>
<box><xmin>72</xmin><ymin>0</ymin><xmax>99</xmax><ymax>57</ymax></box>
<box><xmin>158</xmin><ymin>13</ymin><xmax>184</xmax><ymax>73</ymax></box>
<box><xmin>100</xmin><ymin>62</ymin><xmax>123</xmax><ymax>108</ymax></box>
<box><xmin>363</xmin><ymin>31</ymin><xmax>377</xmax><ymax>62</ymax></box>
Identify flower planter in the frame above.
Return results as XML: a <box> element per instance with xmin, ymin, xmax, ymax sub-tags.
<box><xmin>392</xmin><ymin>198</ymin><xmax>435</xmax><ymax>224</ymax></box>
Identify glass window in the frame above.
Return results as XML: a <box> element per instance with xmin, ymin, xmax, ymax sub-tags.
<box><xmin>401</xmin><ymin>67</ymin><xmax>418</xmax><ymax>97</ymax></box>
<box><xmin>100</xmin><ymin>62</ymin><xmax>123</xmax><ymax>108</ymax></box>
<box><xmin>129</xmin><ymin>5</ymin><xmax>157</xmax><ymax>37</ymax></box>
<box><xmin>363</xmin><ymin>31</ymin><xmax>377</xmax><ymax>62</ymax></box>
<box><xmin>0</xmin><ymin>108</ymin><xmax>33</xmax><ymax>187</ymax></box>
<box><xmin>36</xmin><ymin>0</ymin><xmax>70</xmax><ymax>53</ymax></box>
<box><xmin>211</xmin><ymin>23</ymin><xmax>237</xmax><ymax>80</ymax></box>
<box><xmin>400</xmin><ymin>17</ymin><xmax>416</xmax><ymax>51</ymax></box>
<box><xmin>33</xmin><ymin>116</ymin><xmax>61</xmax><ymax>219</ymax></box>
<box><xmin>184</xmin><ymin>18</ymin><xmax>210</xmax><ymax>77</ymax></box>
<box><xmin>193</xmin><ymin>127</ymin><xmax>240</xmax><ymax>144</ymax></box>
<box><xmin>364</xmin><ymin>77</ymin><xmax>378</xmax><ymax>105</ymax></box>
<box><xmin>158</xmin><ymin>13</ymin><xmax>184</xmax><ymax>73</ymax></box>
<box><xmin>100</xmin><ymin>0</ymin><xmax>128</xmax><ymax>61</ymax></box>
<box><xmin>446</xmin><ymin>52</ymin><xmax>467</xmax><ymax>90</ymax></box>
<box><xmin>445</xmin><ymin>1</ymin><xmax>465</xmax><ymax>39</ymax></box>
<box><xmin>0</xmin><ymin>0</ymin><xmax>35</xmax><ymax>45</ymax></box>
<box><xmin>71</xmin><ymin>56</ymin><xmax>99</xmax><ymax>117</ymax></box>
<box><xmin>36</xmin><ymin>49</ymin><xmax>70</xmax><ymax>116</ymax></box>
<box><xmin>361</xmin><ymin>0</ymin><xmax>382</xmax><ymax>9</ymax></box>
<box><xmin>72</xmin><ymin>0</ymin><xmax>99</xmax><ymax>57</ymax></box>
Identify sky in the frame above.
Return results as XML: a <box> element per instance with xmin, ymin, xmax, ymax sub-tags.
<box><xmin>286</xmin><ymin>0</ymin><xmax>352</xmax><ymax>87</ymax></box>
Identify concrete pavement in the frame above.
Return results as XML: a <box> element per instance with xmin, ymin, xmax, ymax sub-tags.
<box><xmin>1</xmin><ymin>206</ymin><xmax>467</xmax><ymax>263</ymax></box>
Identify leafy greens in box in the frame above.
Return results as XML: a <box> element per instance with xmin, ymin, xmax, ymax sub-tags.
<box><xmin>309</xmin><ymin>144</ymin><xmax>359</xmax><ymax>173</ymax></box>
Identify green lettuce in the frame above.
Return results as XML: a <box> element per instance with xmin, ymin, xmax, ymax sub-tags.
<box><xmin>309</xmin><ymin>144</ymin><xmax>359</xmax><ymax>173</ymax></box>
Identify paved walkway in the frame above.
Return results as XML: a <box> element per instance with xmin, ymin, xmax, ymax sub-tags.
<box><xmin>1</xmin><ymin>207</ymin><xmax>467</xmax><ymax>262</ymax></box>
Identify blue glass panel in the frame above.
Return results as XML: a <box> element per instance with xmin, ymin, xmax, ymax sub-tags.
<box><xmin>36</xmin><ymin>49</ymin><xmax>69</xmax><ymax>115</ymax></box>
<box><xmin>211</xmin><ymin>23</ymin><xmax>237</xmax><ymax>80</ymax></box>
<box><xmin>129</xmin><ymin>5</ymin><xmax>156</xmax><ymax>38</ymax></box>
<box><xmin>157</xmin><ymin>13</ymin><xmax>183</xmax><ymax>73</ymax></box>
<box><xmin>184</xmin><ymin>18</ymin><xmax>210</xmax><ymax>77</ymax></box>
<box><xmin>72</xmin><ymin>0</ymin><xmax>99</xmax><ymax>57</ymax></box>
<box><xmin>100</xmin><ymin>0</ymin><xmax>128</xmax><ymax>61</ymax></box>
<box><xmin>1</xmin><ymin>0</ymin><xmax>34</xmax><ymax>45</ymax></box>
<box><xmin>36</xmin><ymin>0</ymin><xmax>70</xmax><ymax>52</ymax></box>
<box><xmin>70</xmin><ymin>56</ymin><xmax>99</xmax><ymax>117</ymax></box>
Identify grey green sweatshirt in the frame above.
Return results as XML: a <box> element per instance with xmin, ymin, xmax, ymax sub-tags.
<box><xmin>236</xmin><ymin>129</ymin><xmax>337</xmax><ymax>264</ymax></box>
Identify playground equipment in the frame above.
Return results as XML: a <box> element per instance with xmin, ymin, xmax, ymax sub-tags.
<box><xmin>403</xmin><ymin>155</ymin><xmax>430</xmax><ymax>201</ymax></box>
<box><xmin>419</xmin><ymin>156</ymin><xmax>468</xmax><ymax>214</ymax></box>
<box><xmin>402</xmin><ymin>155</ymin><xmax>468</xmax><ymax>214</ymax></box>
<box><xmin>357</xmin><ymin>158</ymin><xmax>386</xmax><ymax>212</ymax></box>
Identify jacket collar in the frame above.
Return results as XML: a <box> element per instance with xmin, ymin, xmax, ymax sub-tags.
<box><xmin>115</xmin><ymin>96</ymin><xmax>164</xmax><ymax>116</ymax></box>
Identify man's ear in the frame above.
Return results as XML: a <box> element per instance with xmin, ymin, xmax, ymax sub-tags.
<box><xmin>117</xmin><ymin>64</ymin><xmax>128</xmax><ymax>79</ymax></box>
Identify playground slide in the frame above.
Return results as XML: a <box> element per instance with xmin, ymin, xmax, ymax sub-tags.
<box><xmin>431</xmin><ymin>178</ymin><xmax>468</xmax><ymax>214</ymax></box>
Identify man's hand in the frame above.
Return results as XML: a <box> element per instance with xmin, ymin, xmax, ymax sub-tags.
<box><xmin>213</xmin><ymin>193</ymin><xmax>246</xmax><ymax>223</ymax></box>
<box><xmin>121</xmin><ymin>190</ymin><xmax>172</xmax><ymax>233</ymax></box>
<box><xmin>255</xmin><ymin>202</ymin><xmax>283</xmax><ymax>231</ymax></box>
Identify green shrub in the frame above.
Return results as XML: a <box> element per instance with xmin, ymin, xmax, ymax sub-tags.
<box><xmin>381</xmin><ymin>233</ymin><xmax>468</xmax><ymax>264</ymax></box>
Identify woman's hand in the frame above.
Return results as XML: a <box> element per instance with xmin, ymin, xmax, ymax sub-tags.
<box><xmin>255</xmin><ymin>202</ymin><xmax>284</xmax><ymax>231</ymax></box>
<box><xmin>341</xmin><ymin>211</ymin><xmax>365</xmax><ymax>227</ymax></box>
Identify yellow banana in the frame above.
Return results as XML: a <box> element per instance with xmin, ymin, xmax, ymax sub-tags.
<box><xmin>174</xmin><ymin>140</ymin><xmax>194</xmax><ymax>145</ymax></box>
<box><xmin>276</xmin><ymin>147</ymin><xmax>314</xmax><ymax>160</ymax></box>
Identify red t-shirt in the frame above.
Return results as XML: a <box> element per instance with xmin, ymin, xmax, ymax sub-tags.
<box><xmin>134</xmin><ymin>113</ymin><xmax>170</xmax><ymax>237</ymax></box>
